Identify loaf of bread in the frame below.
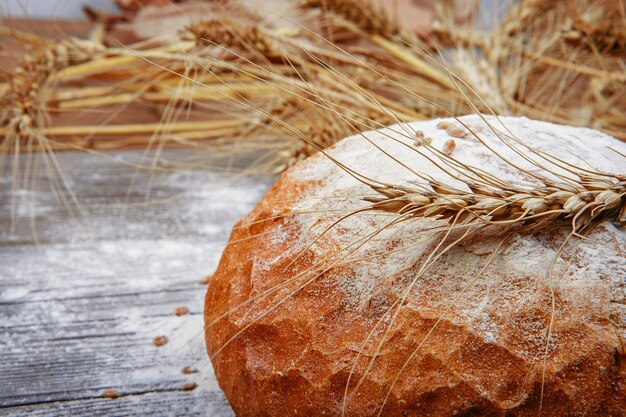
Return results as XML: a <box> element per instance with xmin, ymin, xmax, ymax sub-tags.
<box><xmin>205</xmin><ymin>115</ymin><xmax>625</xmax><ymax>416</ymax></box>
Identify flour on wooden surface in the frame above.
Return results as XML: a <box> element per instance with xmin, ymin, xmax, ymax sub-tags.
<box><xmin>1</xmin><ymin>150</ymin><xmax>274</xmax><ymax>416</ymax></box>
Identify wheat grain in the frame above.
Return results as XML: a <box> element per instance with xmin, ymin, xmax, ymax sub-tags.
<box><xmin>300</xmin><ymin>0</ymin><xmax>407</xmax><ymax>42</ymax></box>
<box><xmin>181</xmin><ymin>19</ymin><xmax>278</xmax><ymax>58</ymax></box>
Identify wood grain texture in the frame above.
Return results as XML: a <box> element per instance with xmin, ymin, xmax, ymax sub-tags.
<box><xmin>0</xmin><ymin>150</ymin><xmax>274</xmax><ymax>416</ymax></box>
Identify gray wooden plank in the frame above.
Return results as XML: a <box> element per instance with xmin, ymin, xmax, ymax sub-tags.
<box><xmin>2</xmin><ymin>390</ymin><xmax>233</xmax><ymax>417</ymax></box>
<box><xmin>0</xmin><ymin>150</ymin><xmax>275</xmax><ymax>415</ymax></box>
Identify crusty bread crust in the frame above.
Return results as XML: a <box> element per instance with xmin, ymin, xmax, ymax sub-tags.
<box><xmin>205</xmin><ymin>116</ymin><xmax>626</xmax><ymax>416</ymax></box>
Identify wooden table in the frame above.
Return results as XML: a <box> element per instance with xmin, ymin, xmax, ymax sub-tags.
<box><xmin>0</xmin><ymin>150</ymin><xmax>274</xmax><ymax>416</ymax></box>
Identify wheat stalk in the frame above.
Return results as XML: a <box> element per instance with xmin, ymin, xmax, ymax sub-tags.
<box><xmin>0</xmin><ymin>0</ymin><xmax>467</xmax><ymax>166</ymax></box>
<box><xmin>364</xmin><ymin>175</ymin><xmax>625</xmax><ymax>231</ymax></box>
<box><xmin>3</xmin><ymin>0</ymin><xmax>625</xmax><ymax>160</ymax></box>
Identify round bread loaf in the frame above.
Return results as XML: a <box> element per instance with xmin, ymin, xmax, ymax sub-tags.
<box><xmin>205</xmin><ymin>115</ymin><xmax>625</xmax><ymax>416</ymax></box>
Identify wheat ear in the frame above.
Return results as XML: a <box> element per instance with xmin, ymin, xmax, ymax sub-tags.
<box><xmin>363</xmin><ymin>173</ymin><xmax>625</xmax><ymax>234</ymax></box>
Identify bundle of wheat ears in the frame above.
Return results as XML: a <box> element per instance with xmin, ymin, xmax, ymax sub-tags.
<box><xmin>3</xmin><ymin>0</ymin><xmax>623</xmax><ymax>162</ymax></box>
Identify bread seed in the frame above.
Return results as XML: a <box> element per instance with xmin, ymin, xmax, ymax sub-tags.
<box><xmin>153</xmin><ymin>335</ymin><xmax>168</xmax><ymax>347</ymax></box>
<box><xmin>182</xmin><ymin>366</ymin><xmax>199</xmax><ymax>374</ymax></box>
<box><xmin>182</xmin><ymin>382</ymin><xmax>198</xmax><ymax>391</ymax></box>
<box><xmin>443</xmin><ymin>139</ymin><xmax>456</xmax><ymax>155</ymax></box>
<box><xmin>102</xmin><ymin>389</ymin><xmax>120</xmax><ymax>399</ymax></box>
<box><xmin>175</xmin><ymin>306</ymin><xmax>189</xmax><ymax>316</ymax></box>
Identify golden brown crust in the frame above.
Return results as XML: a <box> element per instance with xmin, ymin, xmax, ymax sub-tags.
<box><xmin>205</xmin><ymin>117</ymin><xmax>626</xmax><ymax>417</ymax></box>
